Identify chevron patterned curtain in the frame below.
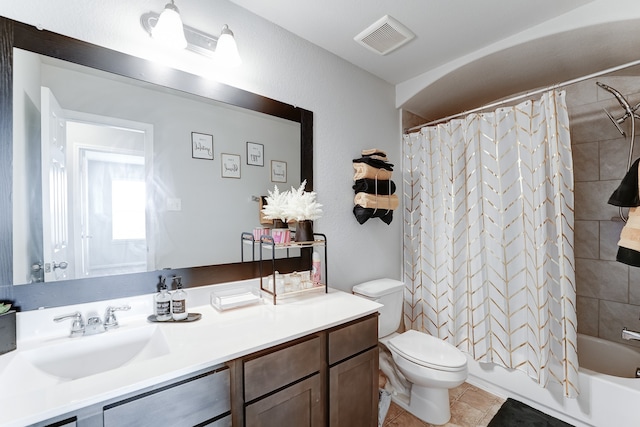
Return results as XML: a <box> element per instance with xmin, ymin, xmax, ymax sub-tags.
<box><xmin>402</xmin><ymin>90</ymin><xmax>578</xmax><ymax>397</ymax></box>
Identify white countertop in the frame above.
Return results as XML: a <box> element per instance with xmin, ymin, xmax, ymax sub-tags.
<box><xmin>0</xmin><ymin>280</ymin><xmax>381</xmax><ymax>427</ymax></box>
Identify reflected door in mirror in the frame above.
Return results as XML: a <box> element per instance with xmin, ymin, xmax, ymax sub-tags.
<box><xmin>41</xmin><ymin>87</ymin><xmax>71</xmax><ymax>282</ymax></box>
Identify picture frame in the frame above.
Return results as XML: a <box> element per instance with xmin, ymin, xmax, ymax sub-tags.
<box><xmin>221</xmin><ymin>153</ymin><xmax>241</xmax><ymax>178</ymax></box>
<box><xmin>246</xmin><ymin>141</ymin><xmax>264</xmax><ymax>166</ymax></box>
<box><xmin>191</xmin><ymin>132</ymin><xmax>213</xmax><ymax>160</ymax></box>
<box><xmin>271</xmin><ymin>160</ymin><xmax>287</xmax><ymax>183</ymax></box>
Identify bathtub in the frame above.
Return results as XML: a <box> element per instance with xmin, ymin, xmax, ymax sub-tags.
<box><xmin>466</xmin><ymin>333</ymin><xmax>640</xmax><ymax>427</ymax></box>
<box><xmin>578</xmin><ymin>333</ymin><xmax>640</xmax><ymax>378</ymax></box>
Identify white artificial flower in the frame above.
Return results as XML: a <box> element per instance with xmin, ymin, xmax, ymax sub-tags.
<box><xmin>282</xmin><ymin>180</ymin><xmax>323</xmax><ymax>221</ymax></box>
<box><xmin>261</xmin><ymin>185</ymin><xmax>290</xmax><ymax>222</ymax></box>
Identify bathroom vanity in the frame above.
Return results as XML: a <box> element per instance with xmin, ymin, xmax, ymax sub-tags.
<box><xmin>230</xmin><ymin>312</ymin><xmax>379</xmax><ymax>426</ymax></box>
<box><xmin>0</xmin><ymin>282</ymin><xmax>381</xmax><ymax>427</ymax></box>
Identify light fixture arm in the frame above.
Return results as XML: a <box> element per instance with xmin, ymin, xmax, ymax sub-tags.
<box><xmin>164</xmin><ymin>0</ymin><xmax>180</xmax><ymax>14</ymax></box>
<box><xmin>220</xmin><ymin>24</ymin><xmax>234</xmax><ymax>37</ymax></box>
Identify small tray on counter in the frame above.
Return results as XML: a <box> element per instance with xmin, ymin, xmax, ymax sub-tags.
<box><xmin>147</xmin><ymin>313</ymin><xmax>202</xmax><ymax>323</ymax></box>
<box><xmin>211</xmin><ymin>286</ymin><xmax>262</xmax><ymax>311</ymax></box>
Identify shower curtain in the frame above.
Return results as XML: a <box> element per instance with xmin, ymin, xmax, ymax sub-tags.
<box><xmin>402</xmin><ymin>90</ymin><xmax>578</xmax><ymax>397</ymax></box>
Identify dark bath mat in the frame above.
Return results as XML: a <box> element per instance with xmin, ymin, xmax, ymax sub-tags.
<box><xmin>488</xmin><ymin>398</ymin><xmax>574</xmax><ymax>427</ymax></box>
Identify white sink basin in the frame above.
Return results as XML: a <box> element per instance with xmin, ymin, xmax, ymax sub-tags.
<box><xmin>20</xmin><ymin>324</ymin><xmax>170</xmax><ymax>380</ymax></box>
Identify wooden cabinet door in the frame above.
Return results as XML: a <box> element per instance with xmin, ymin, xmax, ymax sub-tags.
<box><xmin>329</xmin><ymin>347</ymin><xmax>379</xmax><ymax>427</ymax></box>
<box><xmin>245</xmin><ymin>374</ymin><xmax>324</xmax><ymax>427</ymax></box>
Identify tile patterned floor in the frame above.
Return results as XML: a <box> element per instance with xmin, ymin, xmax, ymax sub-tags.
<box><xmin>383</xmin><ymin>382</ymin><xmax>505</xmax><ymax>427</ymax></box>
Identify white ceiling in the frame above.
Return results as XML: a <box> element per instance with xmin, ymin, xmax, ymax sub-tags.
<box><xmin>228</xmin><ymin>0</ymin><xmax>590</xmax><ymax>85</ymax></box>
<box><xmin>228</xmin><ymin>0</ymin><xmax>640</xmax><ymax>122</ymax></box>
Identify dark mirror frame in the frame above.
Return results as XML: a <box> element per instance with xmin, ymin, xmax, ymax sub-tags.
<box><xmin>0</xmin><ymin>17</ymin><xmax>313</xmax><ymax>310</ymax></box>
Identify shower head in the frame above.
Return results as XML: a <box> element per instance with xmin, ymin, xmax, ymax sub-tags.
<box><xmin>597</xmin><ymin>82</ymin><xmax>638</xmax><ymax>180</ymax></box>
<box><xmin>596</xmin><ymin>81</ymin><xmax>640</xmax><ymax>136</ymax></box>
<box><xmin>597</xmin><ymin>81</ymin><xmax>633</xmax><ymax>114</ymax></box>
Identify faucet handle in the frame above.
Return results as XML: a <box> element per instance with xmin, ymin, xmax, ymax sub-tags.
<box><xmin>54</xmin><ymin>311</ymin><xmax>85</xmax><ymax>338</ymax></box>
<box><xmin>104</xmin><ymin>305</ymin><xmax>131</xmax><ymax>330</ymax></box>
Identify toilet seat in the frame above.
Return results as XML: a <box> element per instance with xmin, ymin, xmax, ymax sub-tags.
<box><xmin>387</xmin><ymin>330</ymin><xmax>467</xmax><ymax>372</ymax></box>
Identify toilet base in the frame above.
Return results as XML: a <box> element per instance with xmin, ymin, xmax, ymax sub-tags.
<box><xmin>391</xmin><ymin>384</ymin><xmax>451</xmax><ymax>425</ymax></box>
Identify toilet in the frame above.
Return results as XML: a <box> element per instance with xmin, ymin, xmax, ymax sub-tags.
<box><xmin>352</xmin><ymin>278</ymin><xmax>468</xmax><ymax>425</ymax></box>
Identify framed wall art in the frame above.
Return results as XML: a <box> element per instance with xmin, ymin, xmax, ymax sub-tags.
<box><xmin>271</xmin><ymin>160</ymin><xmax>287</xmax><ymax>183</ymax></box>
<box><xmin>246</xmin><ymin>141</ymin><xmax>264</xmax><ymax>166</ymax></box>
<box><xmin>191</xmin><ymin>132</ymin><xmax>213</xmax><ymax>160</ymax></box>
<box><xmin>221</xmin><ymin>153</ymin><xmax>241</xmax><ymax>178</ymax></box>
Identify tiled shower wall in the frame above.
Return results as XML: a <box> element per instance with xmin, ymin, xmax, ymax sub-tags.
<box><xmin>568</xmin><ymin>75</ymin><xmax>640</xmax><ymax>349</ymax></box>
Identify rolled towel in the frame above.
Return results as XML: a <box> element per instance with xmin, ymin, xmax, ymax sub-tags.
<box><xmin>352</xmin><ymin>179</ymin><xmax>396</xmax><ymax>195</ymax></box>
<box><xmin>361</xmin><ymin>148</ymin><xmax>387</xmax><ymax>157</ymax></box>
<box><xmin>617</xmin><ymin>246</ymin><xmax>640</xmax><ymax>267</ymax></box>
<box><xmin>354</xmin><ymin>192</ymin><xmax>399</xmax><ymax>210</ymax></box>
<box><xmin>619</xmin><ymin>211</ymin><xmax>640</xmax><ymax>249</ymax></box>
<box><xmin>353</xmin><ymin>162</ymin><xmax>393</xmax><ymax>180</ymax></box>
<box><xmin>617</xmin><ymin>207</ymin><xmax>640</xmax><ymax>266</ymax></box>
<box><xmin>353</xmin><ymin>157</ymin><xmax>394</xmax><ymax>170</ymax></box>
<box><xmin>353</xmin><ymin>205</ymin><xmax>393</xmax><ymax>224</ymax></box>
<box><xmin>366</xmin><ymin>155</ymin><xmax>388</xmax><ymax>162</ymax></box>
<box><xmin>609</xmin><ymin>158</ymin><xmax>640</xmax><ymax>207</ymax></box>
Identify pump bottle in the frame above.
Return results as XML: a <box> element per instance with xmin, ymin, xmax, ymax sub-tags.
<box><xmin>154</xmin><ymin>276</ymin><xmax>172</xmax><ymax>321</ymax></box>
<box><xmin>171</xmin><ymin>276</ymin><xmax>188</xmax><ymax>321</ymax></box>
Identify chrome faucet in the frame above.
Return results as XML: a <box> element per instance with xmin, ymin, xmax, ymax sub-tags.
<box><xmin>622</xmin><ymin>327</ymin><xmax>640</xmax><ymax>341</ymax></box>
<box><xmin>104</xmin><ymin>305</ymin><xmax>131</xmax><ymax>330</ymax></box>
<box><xmin>53</xmin><ymin>312</ymin><xmax>85</xmax><ymax>338</ymax></box>
<box><xmin>54</xmin><ymin>304</ymin><xmax>131</xmax><ymax>337</ymax></box>
<box><xmin>84</xmin><ymin>316</ymin><xmax>106</xmax><ymax>335</ymax></box>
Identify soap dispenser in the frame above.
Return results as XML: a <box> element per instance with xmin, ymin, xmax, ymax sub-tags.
<box><xmin>155</xmin><ymin>276</ymin><xmax>172</xmax><ymax>321</ymax></box>
<box><xmin>171</xmin><ymin>276</ymin><xmax>188</xmax><ymax>321</ymax></box>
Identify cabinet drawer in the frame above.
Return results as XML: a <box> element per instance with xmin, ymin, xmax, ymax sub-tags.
<box><xmin>103</xmin><ymin>367</ymin><xmax>230</xmax><ymax>427</ymax></box>
<box><xmin>328</xmin><ymin>314</ymin><xmax>378</xmax><ymax>365</ymax></box>
<box><xmin>244</xmin><ymin>334</ymin><xmax>322</xmax><ymax>402</ymax></box>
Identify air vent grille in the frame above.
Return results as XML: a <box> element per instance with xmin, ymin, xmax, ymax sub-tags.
<box><xmin>354</xmin><ymin>15</ymin><xmax>415</xmax><ymax>55</ymax></box>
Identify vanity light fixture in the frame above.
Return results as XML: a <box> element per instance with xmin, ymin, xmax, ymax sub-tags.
<box><xmin>141</xmin><ymin>2</ymin><xmax>242</xmax><ymax>67</ymax></box>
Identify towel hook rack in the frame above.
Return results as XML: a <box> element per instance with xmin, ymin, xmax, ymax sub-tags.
<box><xmin>597</xmin><ymin>82</ymin><xmax>639</xmax><ymax>223</ymax></box>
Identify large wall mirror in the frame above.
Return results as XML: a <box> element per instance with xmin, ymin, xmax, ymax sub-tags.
<box><xmin>0</xmin><ymin>18</ymin><xmax>313</xmax><ymax>310</ymax></box>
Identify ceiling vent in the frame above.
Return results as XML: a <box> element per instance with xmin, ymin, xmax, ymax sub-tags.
<box><xmin>354</xmin><ymin>15</ymin><xmax>415</xmax><ymax>56</ymax></box>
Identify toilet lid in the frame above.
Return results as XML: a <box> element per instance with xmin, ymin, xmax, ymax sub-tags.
<box><xmin>387</xmin><ymin>330</ymin><xmax>467</xmax><ymax>371</ymax></box>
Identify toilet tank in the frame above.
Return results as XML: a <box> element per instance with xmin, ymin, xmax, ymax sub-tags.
<box><xmin>352</xmin><ymin>279</ymin><xmax>404</xmax><ymax>338</ymax></box>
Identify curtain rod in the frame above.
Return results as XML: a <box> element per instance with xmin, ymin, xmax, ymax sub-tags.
<box><xmin>405</xmin><ymin>57</ymin><xmax>640</xmax><ymax>133</ymax></box>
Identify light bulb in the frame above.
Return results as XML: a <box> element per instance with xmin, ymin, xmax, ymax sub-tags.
<box><xmin>216</xmin><ymin>25</ymin><xmax>241</xmax><ymax>67</ymax></box>
<box><xmin>152</xmin><ymin>1</ymin><xmax>187</xmax><ymax>50</ymax></box>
